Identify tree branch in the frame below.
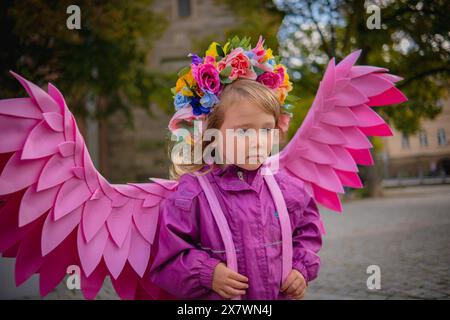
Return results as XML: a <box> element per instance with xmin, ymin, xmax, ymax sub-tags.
<box><xmin>326</xmin><ymin>0</ymin><xmax>336</xmax><ymax>57</ymax></box>
<box><xmin>398</xmin><ymin>67</ymin><xmax>450</xmax><ymax>89</ymax></box>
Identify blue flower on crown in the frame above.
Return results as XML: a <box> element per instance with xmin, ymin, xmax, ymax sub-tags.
<box><xmin>200</xmin><ymin>90</ymin><xmax>220</xmax><ymax>110</ymax></box>
<box><xmin>174</xmin><ymin>92</ymin><xmax>191</xmax><ymax>111</ymax></box>
<box><xmin>190</xmin><ymin>97</ymin><xmax>211</xmax><ymax>116</ymax></box>
<box><xmin>244</xmin><ymin>51</ymin><xmax>256</xmax><ymax>59</ymax></box>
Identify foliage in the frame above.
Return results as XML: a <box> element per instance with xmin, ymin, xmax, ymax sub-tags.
<box><xmin>0</xmin><ymin>0</ymin><xmax>170</xmax><ymax>127</ymax></box>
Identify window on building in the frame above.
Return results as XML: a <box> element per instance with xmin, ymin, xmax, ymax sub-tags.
<box><xmin>177</xmin><ymin>0</ymin><xmax>191</xmax><ymax>17</ymax></box>
<box><xmin>401</xmin><ymin>133</ymin><xmax>410</xmax><ymax>149</ymax></box>
<box><xmin>438</xmin><ymin>128</ymin><xmax>447</xmax><ymax>145</ymax></box>
<box><xmin>419</xmin><ymin>130</ymin><xmax>428</xmax><ymax>147</ymax></box>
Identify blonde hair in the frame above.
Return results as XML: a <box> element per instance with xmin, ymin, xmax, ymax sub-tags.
<box><xmin>168</xmin><ymin>78</ymin><xmax>284</xmax><ymax>180</ymax></box>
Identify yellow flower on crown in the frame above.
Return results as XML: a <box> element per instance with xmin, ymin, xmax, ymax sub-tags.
<box><xmin>223</xmin><ymin>41</ymin><xmax>231</xmax><ymax>55</ymax></box>
<box><xmin>205</xmin><ymin>42</ymin><xmax>219</xmax><ymax>59</ymax></box>
<box><xmin>169</xmin><ymin>35</ymin><xmax>296</xmax><ymax>135</ymax></box>
<box><xmin>262</xmin><ymin>48</ymin><xmax>273</xmax><ymax>62</ymax></box>
<box><xmin>175</xmin><ymin>69</ymin><xmax>195</xmax><ymax>97</ymax></box>
<box><xmin>276</xmin><ymin>88</ymin><xmax>288</xmax><ymax>104</ymax></box>
<box><xmin>275</xmin><ymin>64</ymin><xmax>293</xmax><ymax>92</ymax></box>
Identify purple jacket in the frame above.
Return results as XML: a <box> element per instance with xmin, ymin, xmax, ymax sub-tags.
<box><xmin>148</xmin><ymin>164</ymin><xmax>323</xmax><ymax>300</ymax></box>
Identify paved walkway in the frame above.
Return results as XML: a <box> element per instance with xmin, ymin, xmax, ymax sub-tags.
<box><xmin>1</xmin><ymin>185</ymin><xmax>449</xmax><ymax>300</ymax></box>
<box><xmin>304</xmin><ymin>185</ymin><xmax>450</xmax><ymax>299</ymax></box>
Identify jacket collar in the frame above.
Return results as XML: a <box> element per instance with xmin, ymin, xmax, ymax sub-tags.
<box><xmin>207</xmin><ymin>164</ymin><xmax>264</xmax><ymax>193</ymax></box>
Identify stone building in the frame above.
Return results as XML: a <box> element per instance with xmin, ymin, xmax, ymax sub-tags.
<box><xmin>381</xmin><ymin>97</ymin><xmax>450</xmax><ymax>178</ymax></box>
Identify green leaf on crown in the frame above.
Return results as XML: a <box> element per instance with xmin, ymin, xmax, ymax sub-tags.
<box><xmin>219</xmin><ymin>66</ymin><xmax>232</xmax><ymax>78</ymax></box>
<box><xmin>230</xmin><ymin>35</ymin><xmax>241</xmax><ymax>50</ymax></box>
<box><xmin>254</xmin><ymin>66</ymin><xmax>266</xmax><ymax>76</ymax></box>
<box><xmin>273</xmin><ymin>55</ymin><xmax>282</xmax><ymax>65</ymax></box>
<box><xmin>177</xmin><ymin>66</ymin><xmax>190</xmax><ymax>78</ymax></box>
<box><xmin>216</xmin><ymin>44</ymin><xmax>225</xmax><ymax>58</ymax></box>
<box><xmin>285</xmin><ymin>94</ymin><xmax>301</xmax><ymax>103</ymax></box>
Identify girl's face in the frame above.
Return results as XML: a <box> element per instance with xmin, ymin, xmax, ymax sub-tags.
<box><xmin>216</xmin><ymin>98</ymin><xmax>277</xmax><ymax>171</ymax></box>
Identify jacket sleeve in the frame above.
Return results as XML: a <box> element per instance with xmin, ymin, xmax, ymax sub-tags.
<box><xmin>290</xmin><ymin>193</ymin><xmax>323</xmax><ymax>284</ymax></box>
<box><xmin>148</xmin><ymin>189</ymin><xmax>222</xmax><ymax>299</ymax></box>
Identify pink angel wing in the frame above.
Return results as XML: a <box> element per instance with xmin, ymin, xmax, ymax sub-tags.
<box><xmin>265</xmin><ymin>50</ymin><xmax>407</xmax><ymax>212</ymax></box>
<box><xmin>0</xmin><ymin>72</ymin><xmax>178</xmax><ymax>300</ymax></box>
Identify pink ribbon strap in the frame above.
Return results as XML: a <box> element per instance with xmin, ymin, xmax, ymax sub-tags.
<box><xmin>196</xmin><ymin>166</ymin><xmax>293</xmax><ymax>298</ymax></box>
<box><xmin>262</xmin><ymin>167</ymin><xmax>293</xmax><ymax>283</ymax></box>
<box><xmin>196</xmin><ymin>173</ymin><xmax>241</xmax><ymax>300</ymax></box>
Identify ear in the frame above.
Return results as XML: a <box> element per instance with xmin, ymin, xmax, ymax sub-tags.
<box><xmin>277</xmin><ymin>113</ymin><xmax>291</xmax><ymax>133</ymax></box>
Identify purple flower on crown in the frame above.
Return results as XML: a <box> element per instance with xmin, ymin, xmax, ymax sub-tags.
<box><xmin>188</xmin><ymin>53</ymin><xmax>203</xmax><ymax>65</ymax></box>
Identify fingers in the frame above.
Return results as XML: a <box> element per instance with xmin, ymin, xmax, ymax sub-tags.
<box><xmin>217</xmin><ymin>289</ymin><xmax>232</xmax><ymax>299</ymax></box>
<box><xmin>280</xmin><ymin>271</ymin><xmax>297</xmax><ymax>292</ymax></box>
<box><xmin>227</xmin><ymin>278</ymin><xmax>249</xmax><ymax>290</ymax></box>
<box><xmin>212</xmin><ymin>266</ymin><xmax>249</xmax><ymax>299</ymax></box>
<box><xmin>285</xmin><ymin>277</ymin><xmax>304</xmax><ymax>295</ymax></box>
<box><xmin>229</xmin><ymin>270</ymin><xmax>249</xmax><ymax>283</ymax></box>
<box><xmin>281</xmin><ymin>270</ymin><xmax>307</xmax><ymax>298</ymax></box>
<box><xmin>218</xmin><ymin>286</ymin><xmax>246</xmax><ymax>299</ymax></box>
<box><xmin>292</xmin><ymin>286</ymin><xmax>307</xmax><ymax>300</ymax></box>
<box><xmin>223</xmin><ymin>285</ymin><xmax>246</xmax><ymax>297</ymax></box>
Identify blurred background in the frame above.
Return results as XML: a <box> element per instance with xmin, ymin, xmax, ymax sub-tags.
<box><xmin>0</xmin><ymin>0</ymin><xmax>449</xmax><ymax>299</ymax></box>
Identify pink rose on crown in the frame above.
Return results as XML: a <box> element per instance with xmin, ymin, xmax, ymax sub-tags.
<box><xmin>191</xmin><ymin>60</ymin><xmax>222</xmax><ymax>95</ymax></box>
<box><xmin>217</xmin><ymin>48</ymin><xmax>257</xmax><ymax>81</ymax></box>
<box><xmin>256</xmin><ymin>71</ymin><xmax>283</xmax><ymax>89</ymax></box>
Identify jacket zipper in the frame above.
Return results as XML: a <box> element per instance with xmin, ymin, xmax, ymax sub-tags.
<box><xmin>237</xmin><ymin>170</ymin><xmax>244</xmax><ymax>181</ymax></box>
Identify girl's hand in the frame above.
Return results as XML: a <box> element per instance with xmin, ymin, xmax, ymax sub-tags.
<box><xmin>280</xmin><ymin>269</ymin><xmax>307</xmax><ymax>299</ymax></box>
<box><xmin>212</xmin><ymin>262</ymin><xmax>249</xmax><ymax>299</ymax></box>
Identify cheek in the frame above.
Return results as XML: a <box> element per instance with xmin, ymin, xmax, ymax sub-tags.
<box><xmin>257</xmin><ymin>131</ymin><xmax>273</xmax><ymax>150</ymax></box>
<box><xmin>267</xmin><ymin>132</ymin><xmax>274</xmax><ymax>149</ymax></box>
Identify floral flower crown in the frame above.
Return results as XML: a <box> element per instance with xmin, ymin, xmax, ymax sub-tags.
<box><xmin>169</xmin><ymin>35</ymin><xmax>295</xmax><ymax>138</ymax></box>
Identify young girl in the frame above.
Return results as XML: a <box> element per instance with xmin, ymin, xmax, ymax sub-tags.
<box><xmin>148</xmin><ymin>77</ymin><xmax>323</xmax><ymax>300</ymax></box>
<box><xmin>0</xmin><ymin>35</ymin><xmax>405</xmax><ymax>300</ymax></box>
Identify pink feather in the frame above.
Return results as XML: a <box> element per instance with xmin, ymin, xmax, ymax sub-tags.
<box><xmin>15</xmin><ymin>217</ymin><xmax>45</xmax><ymax>286</ymax></box>
<box><xmin>41</xmin><ymin>207</ymin><xmax>82</xmax><ymax>256</ymax></box>
<box><xmin>80</xmin><ymin>259</ymin><xmax>108</xmax><ymax>300</ymax></box>
<box><xmin>19</xmin><ymin>183</ymin><xmax>59</xmax><ymax>227</ymax></box>
<box><xmin>0</xmin><ymin>73</ymin><xmax>177</xmax><ymax>299</ymax></box>
<box><xmin>0</xmin><ymin>115</ymin><xmax>39</xmax><ymax>153</ymax></box>
<box><xmin>268</xmin><ymin>49</ymin><xmax>407</xmax><ymax>212</ymax></box>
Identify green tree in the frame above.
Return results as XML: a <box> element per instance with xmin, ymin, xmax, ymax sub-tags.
<box><xmin>276</xmin><ymin>0</ymin><xmax>450</xmax><ymax>136</ymax></box>
<box><xmin>275</xmin><ymin>0</ymin><xmax>450</xmax><ymax>196</ymax></box>
<box><xmin>192</xmin><ymin>0</ymin><xmax>283</xmax><ymax>58</ymax></box>
<box><xmin>0</xmin><ymin>0</ymin><xmax>172</xmax><ymax>126</ymax></box>
<box><xmin>194</xmin><ymin>0</ymin><xmax>449</xmax><ymax>197</ymax></box>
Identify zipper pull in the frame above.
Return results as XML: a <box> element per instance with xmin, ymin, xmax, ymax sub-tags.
<box><xmin>237</xmin><ymin>170</ymin><xmax>244</xmax><ymax>181</ymax></box>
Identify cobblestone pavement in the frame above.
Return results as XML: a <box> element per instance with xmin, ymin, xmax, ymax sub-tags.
<box><xmin>304</xmin><ymin>185</ymin><xmax>450</xmax><ymax>300</ymax></box>
<box><xmin>1</xmin><ymin>185</ymin><xmax>449</xmax><ymax>300</ymax></box>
